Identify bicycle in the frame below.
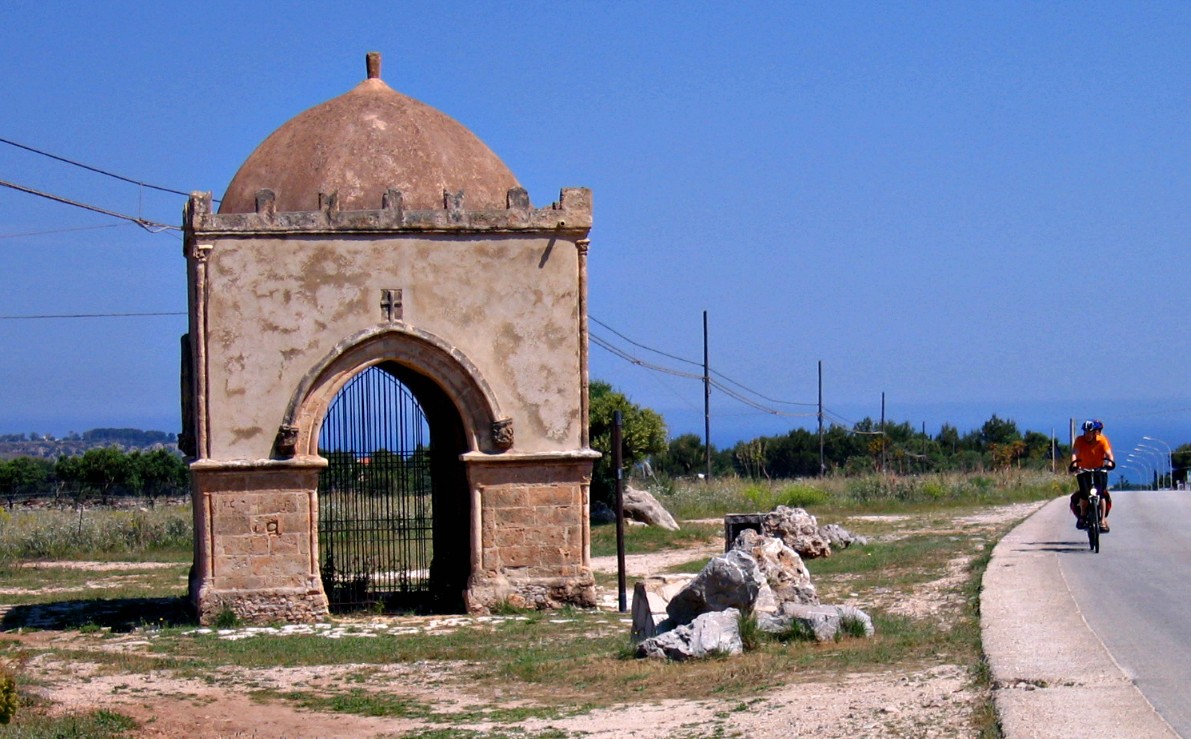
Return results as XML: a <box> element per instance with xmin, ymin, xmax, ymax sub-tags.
<box><xmin>1073</xmin><ymin>466</ymin><xmax>1111</xmax><ymax>553</ymax></box>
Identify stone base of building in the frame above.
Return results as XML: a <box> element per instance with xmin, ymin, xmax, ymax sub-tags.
<box><xmin>465</xmin><ymin>569</ymin><xmax>597</xmax><ymax>613</ymax></box>
<box><xmin>188</xmin><ymin>458</ymin><xmax>330</xmax><ymax>625</ymax></box>
<box><xmin>191</xmin><ymin>580</ymin><xmax>329</xmax><ymax>625</ymax></box>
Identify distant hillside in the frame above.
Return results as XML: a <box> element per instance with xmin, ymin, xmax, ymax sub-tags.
<box><xmin>0</xmin><ymin>428</ymin><xmax>179</xmax><ymax>460</ymax></box>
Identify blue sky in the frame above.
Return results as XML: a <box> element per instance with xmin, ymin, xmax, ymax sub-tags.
<box><xmin>1</xmin><ymin>2</ymin><xmax>1188</xmax><ymax>479</ymax></box>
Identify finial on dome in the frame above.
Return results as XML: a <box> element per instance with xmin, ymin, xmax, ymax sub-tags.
<box><xmin>366</xmin><ymin>52</ymin><xmax>381</xmax><ymax>80</ymax></box>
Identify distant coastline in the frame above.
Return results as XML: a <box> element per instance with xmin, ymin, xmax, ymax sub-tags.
<box><xmin>0</xmin><ymin>428</ymin><xmax>179</xmax><ymax>460</ymax></box>
<box><xmin>4</xmin><ymin>396</ymin><xmax>1184</xmax><ymax>485</ymax></box>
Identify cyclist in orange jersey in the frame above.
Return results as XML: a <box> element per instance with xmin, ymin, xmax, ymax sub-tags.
<box><xmin>1068</xmin><ymin>419</ymin><xmax>1115</xmax><ymax>532</ymax></box>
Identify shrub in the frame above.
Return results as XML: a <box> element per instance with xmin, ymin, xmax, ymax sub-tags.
<box><xmin>213</xmin><ymin>608</ymin><xmax>241</xmax><ymax>630</ymax></box>
<box><xmin>776</xmin><ymin>484</ymin><xmax>829</xmax><ymax>508</ymax></box>
<box><xmin>0</xmin><ymin>662</ymin><xmax>18</xmax><ymax>725</ymax></box>
<box><xmin>737</xmin><ymin>611</ymin><xmax>761</xmax><ymax>651</ymax></box>
<box><xmin>839</xmin><ymin>615</ymin><xmax>870</xmax><ymax>640</ymax></box>
<box><xmin>0</xmin><ymin>505</ymin><xmax>192</xmax><ymax>562</ymax></box>
<box><xmin>775</xmin><ymin>618</ymin><xmax>818</xmax><ymax>643</ymax></box>
<box><xmin>740</xmin><ymin>482</ymin><xmax>829</xmax><ymax>512</ymax></box>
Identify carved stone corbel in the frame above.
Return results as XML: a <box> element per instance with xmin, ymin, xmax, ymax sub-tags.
<box><xmin>491</xmin><ymin>418</ymin><xmax>514</xmax><ymax>450</ymax></box>
<box><xmin>274</xmin><ymin>424</ymin><xmax>300</xmax><ymax>458</ymax></box>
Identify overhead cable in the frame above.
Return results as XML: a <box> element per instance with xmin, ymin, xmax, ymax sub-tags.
<box><xmin>590</xmin><ymin>316</ymin><xmax>703</xmax><ymax>368</ymax></box>
<box><xmin>0</xmin><ymin>178</ymin><xmax>179</xmax><ymax>232</ymax></box>
<box><xmin>0</xmin><ymin>136</ymin><xmax>216</xmax><ymax>202</ymax></box>
<box><xmin>591</xmin><ymin>314</ymin><xmax>817</xmax><ymax>408</ymax></box>
<box><xmin>0</xmin><ymin>223</ymin><xmax>124</xmax><ymax>240</ymax></box>
<box><xmin>589</xmin><ymin>332</ymin><xmax>704</xmax><ymax>381</ymax></box>
<box><xmin>591</xmin><ymin>328</ymin><xmax>833</xmax><ymax>422</ymax></box>
<box><xmin>0</xmin><ymin>311</ymin><xmax>185</xmax><ymax>320</ymax></box>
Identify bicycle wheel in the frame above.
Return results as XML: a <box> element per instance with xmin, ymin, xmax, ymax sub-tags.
<box><xmin>1088</xmin><ymin>516</ymin><xmax>1099</xmax><ymax>553</ymax></box>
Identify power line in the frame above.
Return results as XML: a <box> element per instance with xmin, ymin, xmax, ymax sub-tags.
<box><xmin>590</xmin><ymin>316</ymin><xmax>703</xmax><ymax>369</ymax></box>
<box><xmin>0</xmin><ymin>136</ymin><xmax>216</xmax><ymax>202</ymax></box>
<box><xmin>0</xmin><ymin>311</ymin><xmax>184</xmax><ymax>320</ymax></box>
<box><xmin>591</xmin><ymin>326</ymin><xmax>842</xmax><ymax>423</ymax></box>
<box><xmin>591</xmin><ymin>314</ymin><xmax>817</xmax><ymax>409</ymax></box>
<box><xmin>0</xmin><ymin>178</ymin><xmax>179</xmax><ymax>232</ymax></box>
<box><xmin>590</xmin><ymin>332</ymin><xmax>704</xmax><ymax>381</ymax></box>
<box><xmin>0</xmin><ymin>223</ymin><xmax>124</xmax><ymax>240</ymax></box>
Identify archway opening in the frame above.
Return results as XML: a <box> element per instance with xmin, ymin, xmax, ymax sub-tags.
<box><xmin>317</xmin><ymin>361</ymin><xmax>470</xmax><ymax>614</ymax></box>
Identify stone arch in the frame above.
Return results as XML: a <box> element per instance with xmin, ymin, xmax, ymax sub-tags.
<box><xmin>281</xmin><ymin>323</ymin><xmax>513</xmax><ymax>459</ymax></box>
<box><xmin>284</xmin><ymin>323</ymin><xmax>511</xmax><ymax>614</ymax></box>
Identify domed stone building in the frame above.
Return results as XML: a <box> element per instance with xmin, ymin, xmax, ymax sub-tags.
<box><xmin>182</xmin><ymin>53</ymin><xmax>596</xmax><ymax>624</ymax></box>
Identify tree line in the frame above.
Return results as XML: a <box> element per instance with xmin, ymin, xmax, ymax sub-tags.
<box><xmin>0</xmin><ymin>447</ymin><xmax>188</xmax><ymax>503</ymax></box>
<box><xmin>587</xmin><ymin>379</ymin><xmax>1080</xmax><ymax>503</ymax></box>
<box><xmin>6</xmin><ymin>383</ymin><xmax>1188</xmax><ymax>505</ymax></box>
<box><xmin>0</xmin><ymin>428</ymin><xmax>177</xmax><ymax>445</ymax></box>
<box><xmin>657</xmin><ymin>414</ymin><xmax>1065</xmax><ymax>480</ymax></box>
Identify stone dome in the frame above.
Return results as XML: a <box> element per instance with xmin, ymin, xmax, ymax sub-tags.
<box><xmin>219</xmin><ymin>53</ymin><xmax>521</xmax><ymax>214</ymax></box>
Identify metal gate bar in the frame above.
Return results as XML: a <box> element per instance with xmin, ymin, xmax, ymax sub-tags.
<box><xmin>317</xmin><ymin>365</ymin><xmax>432</xmax><ymax>612</ymax></box>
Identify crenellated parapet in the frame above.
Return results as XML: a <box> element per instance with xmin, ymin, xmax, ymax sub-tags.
<box><xmin>185</xmin><ymin>187</ymin><xmax>592</xmax><ymax>236</ymax></box>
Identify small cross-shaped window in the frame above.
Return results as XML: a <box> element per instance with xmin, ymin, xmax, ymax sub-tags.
<box><xmin>380</xmin><ymin>288</ymin><xmax>403</xmax><ymax>322</ymax></box>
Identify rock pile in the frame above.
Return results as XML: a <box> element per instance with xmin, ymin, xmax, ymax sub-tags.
<box><xmin>634</xmin><ymin>508</ymin><xmax>872</xmax><ymax>660</ymax></box>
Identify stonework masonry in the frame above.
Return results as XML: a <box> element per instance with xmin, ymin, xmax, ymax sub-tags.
<box><xmin>185</xmin><ymin>189</ymin><xmax>597</xmax><ymax>621</ymax></box>
<box><xmin>184</xmin><ymin>57</ymin><xmax>596</xmax><ymax>624</ymax></box>
<box><xmin>189</xmin><ymin>459</ymin><xmax>329</xmax><ymax>623</ymax></box>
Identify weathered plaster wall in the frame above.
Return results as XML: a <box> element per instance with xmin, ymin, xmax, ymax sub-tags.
<box><xmin>201</xmin><ymin>233</ymin><xmax>582</xmax><ymax>460</ymax></box>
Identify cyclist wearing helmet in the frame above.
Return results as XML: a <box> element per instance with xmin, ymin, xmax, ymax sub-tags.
<box><xmin>1068</xmin><ymin>419</ymin><xmax>1115</xmax><ymax>532</ymax></box>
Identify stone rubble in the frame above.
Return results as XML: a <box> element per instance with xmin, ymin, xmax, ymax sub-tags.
<box><xmin>634</xmin><ymin>511</ymin><xmax>873</xmax><ymax>660</ymax></box>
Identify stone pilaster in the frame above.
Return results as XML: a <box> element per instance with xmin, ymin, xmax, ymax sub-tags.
<box><xmin>462</xmin><ymin>451</ymin><xmax>599</xmax><ymax>612</ymax></box>
<box><xmin>189</xmin><ymin>457</ymin><xmax>329</xmax><ymax>624</ymax></box>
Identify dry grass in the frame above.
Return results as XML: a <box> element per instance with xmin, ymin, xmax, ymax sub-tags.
<box><xmin>0</xmin><ymin>496</ymin><xmax>1049</xmax><ymax>737</ymax></box>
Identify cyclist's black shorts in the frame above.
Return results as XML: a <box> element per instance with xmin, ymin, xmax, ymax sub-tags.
<box><xmin>1075</xmin><ymin>469</ymin><xmax>1109</xmax><ymax>498</ymax></box>
<box><xmin>1071</xmin><ymin>489</ymin><xmax>1113</xmax><ymax>504</ymax></box>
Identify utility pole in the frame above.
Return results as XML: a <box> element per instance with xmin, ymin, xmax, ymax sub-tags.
<box><xmin>703</xmin><ymin>310</ymin><xmax>711</xmax><ymax>480</ymax></box>
<box><xmin>1050</xmin><ymin>427</ymin><xmax>1056</xmax><ymax>474</ymax></box>
<box><xmin>880</xmin><ymin>392</ymin><xmax>886</xmax><ymax>473</ymax></box>
<box><xmin>817</xmin><ymin>360</ymin><xmax>824</xmax><ymax>476</ymax></box>
<box><xmin>613</xmin><ymin>411</ymin><xmax>626</xmax><ymax>612</ymax></box>
<box><xmin>921</xmin><ymin>421</ymin><xmax>926</xmax><ymax>474</ymax></box>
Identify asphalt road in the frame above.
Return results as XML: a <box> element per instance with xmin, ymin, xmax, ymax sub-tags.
<box><xmin>1059</xmin><ymin>491</ymin><xmax>1191</xmax><ymax>736</ymax></box>
<box><xmin>982</xmin><ymin>492</ymin><xmax>1186</xmax><ymax>738</ymax></box>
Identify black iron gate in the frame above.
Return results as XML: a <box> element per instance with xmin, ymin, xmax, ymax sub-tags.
<box><xmin>318</xmin><ymin>364</ymin><xmax>433</xmax><ymax>612</ymax></box>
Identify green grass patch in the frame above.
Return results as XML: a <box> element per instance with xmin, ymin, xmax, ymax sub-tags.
<box><xmin>0</xmin><ymin>564</ymin><xmax>189</xmax><ymax>607</ymax></box>
<box><xmin>806</xmin><ymin>535</ymin><xmax>956</xmax><ymax>583</ymax></box>
<box><xmin>662</xmin><ymin>556</ymin><xmax>715</xmax><ymax>574</ymax></box>
<box><xmin>271</xmin><ymin>686</ymin><xmax>584</xmax><ymax>725</ymax></box>
<box><xmin>268</xmin><ymin>688</ymin><xmax>435</xmax><ymax>718</ymax></box>
<box><xmin>648</xmin><ymin>470</ymin><xmax>1059</xmax><ymax>521</ymax></box>
<box><xmin>0</xmin><ymin>705</ymin><xmax>138</xmax><ymax>737</ymax></box>
<box><xmin>743</xmin><ymin>483</ymin><xmax>829</xmax><ymax>511</ymax></box>
<box><xmin>0</xmin><ymin>505</ymin><xmax>192</xmax><ymax>569</ymax></box>
<box><xmin>590</xmin><ymin>521</ymin><xmax>720</xmax><ymax>558</ymax></box>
